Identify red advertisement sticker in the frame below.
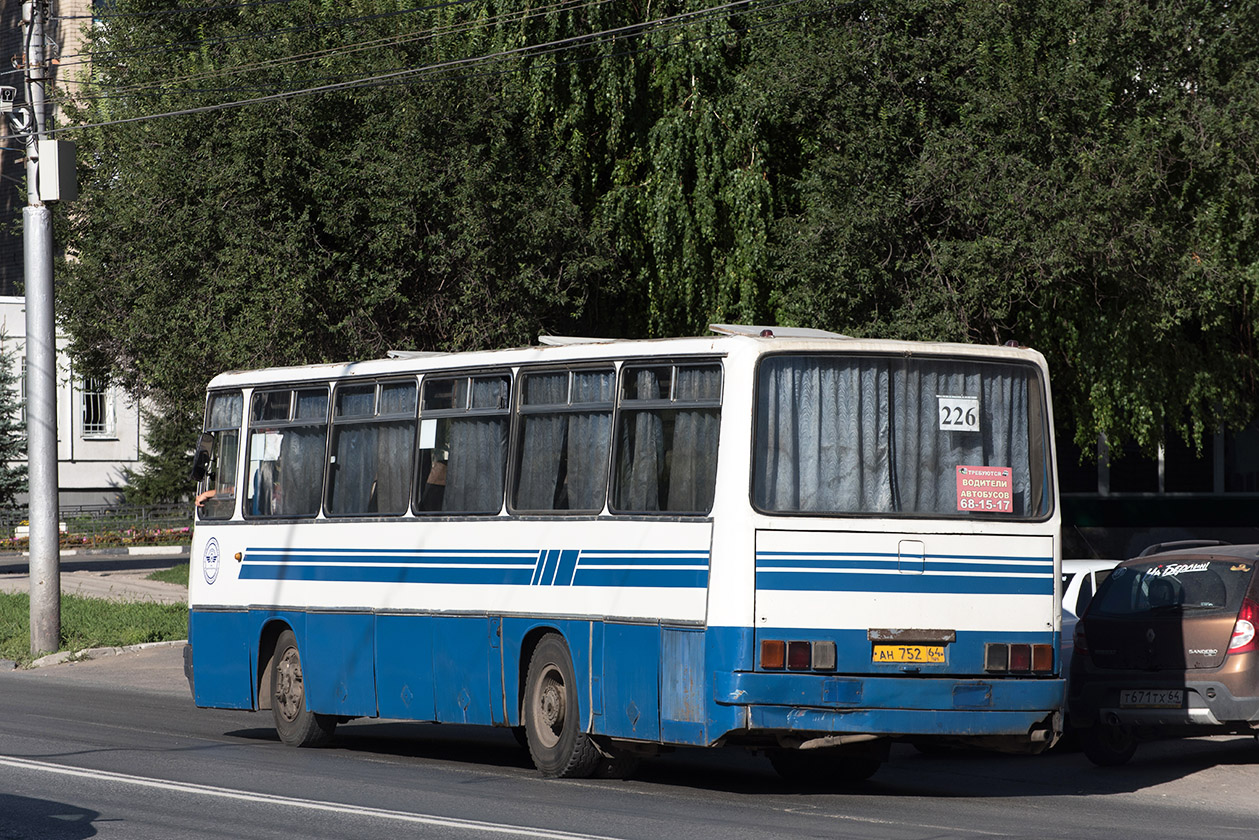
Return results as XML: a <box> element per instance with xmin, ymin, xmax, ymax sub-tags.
<box><xmin>955</xmin><ymin>466</ymin><xmax>1013</xmax><ymax>513</ymax></box>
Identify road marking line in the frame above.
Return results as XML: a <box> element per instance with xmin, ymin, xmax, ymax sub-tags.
<box><xmin>0</xmin><ymin>755</ymin><xmax>623</xmax><ymax>839</ymax></box>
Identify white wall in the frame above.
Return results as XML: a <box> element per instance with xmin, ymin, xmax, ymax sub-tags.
<box><xmin>0</xmin><ymin>296</ymin><xmax>150</xmax><ymax>507</ymax></box>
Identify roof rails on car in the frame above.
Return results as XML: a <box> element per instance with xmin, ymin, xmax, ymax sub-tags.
<box><xmin>1137</xmin><ymin>539</ymin><xmax>1232</xmax><ymax>558</ymax></box>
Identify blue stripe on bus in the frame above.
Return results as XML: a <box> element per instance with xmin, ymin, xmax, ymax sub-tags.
<box><xmin>757</xmin><ymin>558</ymin><xmax>1049</xmax><ymax>575</ymax></box>
<box><xmin>239</xmin><ymin>564</ymin><xmax>538</xmax><ymax>585</ymax></box>
<box><xmin>246</xmin><ymin>548</ymin><xmax>541</xmax><ymax>565</ymax></box>
<box><xmin>755</xmin><ymin>551</ymin><xmax>1052</xmax><ymax>595</ymax></box>
<box><xmin>755</xmin><ymin>571</ymin><xmax>1052</xmax><ymax>595</ymax></box>
<box><xmin>571</xmin><ymin>568</ymin><xmax>709</xmax><ymax>588</ymax></box>
<box><xmin>239</xmin><ymin>547</ymin><xmax>711</xmax><ymax>588</ymax></box>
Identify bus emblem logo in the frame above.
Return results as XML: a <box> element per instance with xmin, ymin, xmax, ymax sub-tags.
<box><xmin>203</xmin><ymin>537</ymin><xmax>221</xmax><ymax>585</ymax></box>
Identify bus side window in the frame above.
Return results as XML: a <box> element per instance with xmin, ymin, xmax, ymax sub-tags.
<box><xmin>512</xmin><ymin>368</ymin><xmax>614</xmax><ymax>513</ymax></box>
<box><xmin>613</xmin><ymin>362</ymin><xmax>722</xmax><ymax>514</ymax></box>
<box><xmin>246</xmin><ymin>388</ymin><xmax>328</xmax><ymax>519</ymax></box>
<box><xmin>327</xmin><ymin>381</ymin><xmax>417</xmax><ymax>517</ymax></box>
<box><xmin>196</xmin><ymin>391</ymin><xmax>243</xmax><ymax>520</ymax></box>
<box><xmin>417</xmin><ymin>373</ymin><xmax>510</xmax><ymax>515</ymax></box>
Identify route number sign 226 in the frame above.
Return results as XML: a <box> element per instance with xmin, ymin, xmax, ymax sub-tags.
<box><xmin>938</xmin><ymin>395</ymin><xmax>979</xmax><ymax>432</ymax></box>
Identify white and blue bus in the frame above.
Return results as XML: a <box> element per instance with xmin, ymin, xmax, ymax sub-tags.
<box><xmin>185</xmin><ymin>325</ymin><xmax>1062</xmax><ymax>781</ymax></box>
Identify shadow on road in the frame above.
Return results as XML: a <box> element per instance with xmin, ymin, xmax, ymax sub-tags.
<box><xmin>221</xmin><ymin>716</ymin><xmax>1259</xmax><ymax>799</ymax></box>
<box><xmin>0</xmin><ymin>794</ymin><xmax>98</xmax><ymax>838</ymax></box>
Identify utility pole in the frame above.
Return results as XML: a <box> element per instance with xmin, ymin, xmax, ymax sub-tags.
<box><xmin>11</xmin><ymin>0</ymin><xmax>61</xmax><ymax>656</ymax></box>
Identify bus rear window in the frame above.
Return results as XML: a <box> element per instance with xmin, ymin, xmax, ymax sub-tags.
<box><xmin>752</xmin><ymin>354</ymin><xmax>1051</xmax><ymax>518</ymax></box>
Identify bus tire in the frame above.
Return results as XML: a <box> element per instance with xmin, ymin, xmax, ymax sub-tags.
<box><xmin>523</xmin><ymin>634</ymin><xmax>600</xmax><ymax>778</ymax></box>
<box><xmin>271</xmin><ymin>629</ymin><xmax>336</xmax><ymax>747</ymax></box>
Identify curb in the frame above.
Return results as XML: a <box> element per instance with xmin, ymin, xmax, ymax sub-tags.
<box><xmin>0</xmin><ymin>545</ymin><xmax>189</xmax><ymax>559</ymax></box>
<box><xmin>26</xmin><ymin>639</ymin><xmax>188</xmax><ymax>669</ymax></box>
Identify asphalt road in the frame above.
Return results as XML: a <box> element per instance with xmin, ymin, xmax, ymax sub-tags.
<box><xmin>3</xmin><ymin>646</ymin><xmax>1259</xmax><ymax>839</ymax></box>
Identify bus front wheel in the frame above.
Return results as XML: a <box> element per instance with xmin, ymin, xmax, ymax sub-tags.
<box><xmin>523</xmin><ymin>634</ymin><xmax>600</xmax><ymax>778</ymax></box>
<box><xmin>271</xmin><ymin>629</ymin><xmax>336</xmax><ymax>747</ymax></box>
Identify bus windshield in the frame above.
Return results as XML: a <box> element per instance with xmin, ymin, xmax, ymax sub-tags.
<box><xmin>753</xmin><ymin>353</ymin><xmax>1051</xmax><ymax>518</ymax></box>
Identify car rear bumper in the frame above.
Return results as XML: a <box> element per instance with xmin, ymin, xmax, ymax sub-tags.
<box><xmin>1069</xmin><ymin>678</ymin><xmax>1259</xmax><ymax>728</ymax></box>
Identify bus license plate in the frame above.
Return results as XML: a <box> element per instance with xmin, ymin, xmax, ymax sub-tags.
<box><xmin>872</xmin><ymin>644</ymin><xmax>946</xmax><ymax>664</ymax></box>
<box><xmin>1120</xmin><ymin>689</ymin><xmax>1183</xmax><ymax>708</ymax></box>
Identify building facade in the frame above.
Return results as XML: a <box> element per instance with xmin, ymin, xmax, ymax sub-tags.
<box><xmin>1</xmin><ymin>295</ymin><xmax>149</xmax><ymax>507</ymax></box>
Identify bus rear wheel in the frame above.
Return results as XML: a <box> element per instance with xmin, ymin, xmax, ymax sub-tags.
<box><xmin>523</xmin><ymin>634</ymin><xmax>600</xmax><ymax>778</ymax></box>
<box><xmin>271</xmin><ymin>629</ymin><xmax>336</xmax><ymax>747</ymax></box>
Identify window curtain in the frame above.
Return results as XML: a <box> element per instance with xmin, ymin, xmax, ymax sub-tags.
<box><xmin>278</xmin><ymin>425</ymin><xmax>327</xmax><ymax>516</ymax></box>
<box><xmin>445</xmin><ymin>417</ymin><xmax>507</xmax><ymax>513</ymax></box>
<box><xmin>329</xmin><ymin>425</ymin><xmax>376</xmax><ymax>514</ymax></box>
<box><xmin>617</xmin><ymin>369</ymin><xmax>664</xmax><ymax>511</ymax></box>
<box><xmin>755</xmin><ymin>357</ymin><xmax>1036</xmax><ymax>516</ymax></box>
<box><xmin>514</xmin><ymin>374</ymin><xmax>570</xmax><ymax>510</ymax></box>
<box><xmin>372</xmin><ymin>421</ymin><xmax>415</xmax><ymax>514</ymax></box>
<box><xmin>667</xmin><ymin>366</ymin><xmax>721</xmax><ymax>512</ymax></box>
<box><xmin>890</xmin><ymin>361</ymin><xmax>1032</xmax><ymax>515</ymax></box>
<box><xmin>565</xmin><ymin>371</ymin><xmax>614</xmax><ymax>510</ymax></box>
<box><xmin>756</xmin><ymin>358</ymin><xmax>891</xmax><ymax>513</ymax></box>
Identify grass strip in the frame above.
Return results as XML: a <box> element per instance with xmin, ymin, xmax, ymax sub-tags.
<box><xmin>0</xmin><ymin>592</ymin><xmax>188</xmax><ymax>667</ymax></box>
<box><xmin>146</xmin><ymin>563</ymin><xmax>189</xmax><ymax>586</ymax></box>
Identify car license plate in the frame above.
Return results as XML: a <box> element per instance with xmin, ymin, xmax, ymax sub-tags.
<box><xmin>872</xmin><ymin>644</ymin><xmax>945</xmax><ymax>664</ymax></box>
<box><xmin>1119</xmin><ymin>689</ymin><xmax>1184</xmax><ymax>708</ymax></box>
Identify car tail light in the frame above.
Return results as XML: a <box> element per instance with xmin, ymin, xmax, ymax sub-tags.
<box><xmin>787</xmin><ymin>641</ymin><xmax>812</xmax><ymax>670</ymax></box>
<box><xmin>761</xmin><ymin>639</ymin><xmax>785</xmax><ymax>669</ymax></box>
<box><xmin>1229</xmin><ymin>598</ymin><xmax>1259</xmax><ymax>654</ymax></box>
<box><xmin>1073</xmin><ymin>623</ymin><xmax>1089</xmax><ymax>656</ymax></box>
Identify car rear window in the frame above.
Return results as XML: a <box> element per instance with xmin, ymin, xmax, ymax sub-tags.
<box><xmin>1090</xmin><ymin>559</ymin><xmax>1256</xmax><ymax>617</ymax></box>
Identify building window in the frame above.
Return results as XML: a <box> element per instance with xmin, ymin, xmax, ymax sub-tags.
<box><xmin>81</xmin><ymin>376</ymin><xmax>115</xmax><ymax>438</ymax></box>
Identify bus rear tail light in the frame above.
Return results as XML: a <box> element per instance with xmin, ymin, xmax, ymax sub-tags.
<box><xmin>760</xmin><ymin>639</ymin><xmax>838</xmax><ymax>671</ymax></box>
<box><xmin>984</xmin><ymin>643</ymin><xmax>1054</xmax><ymax>674</ymax></box>
<box><xmin>787</xmin><ymin>641</ymin><xmax>811</xmax><ymax>670</ymax></box>
<box><xmin>1229</xmin><ymin>598</ymin><xmax>1259</xmax><ymax>654</ymax></box>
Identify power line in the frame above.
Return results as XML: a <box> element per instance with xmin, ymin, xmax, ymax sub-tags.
<box><xmin>48</xmin><ymin>0</ymin><xmax>790</xmax><ymax>134</ymax></box>
<box><xmin>53</xmin><ymin>0</ymin><xmax>486</xmax><ymax>72</ymax></box>
<box><xmin>52</xmin><ymin>0</ymin><xmax>613</xmax><ymax>105</ymax></box>
<box><xmin>56</xmin><ymin>0</ymin><xmax>304</xmax><ymax>20</ymax></box>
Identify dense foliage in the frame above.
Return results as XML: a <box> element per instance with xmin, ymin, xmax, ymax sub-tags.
<box><xmin>55</xmin><ymin>0</ymin><xmax>1259</xmax><ymax>456</ymax></box>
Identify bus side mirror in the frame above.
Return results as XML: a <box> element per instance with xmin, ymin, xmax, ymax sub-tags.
<box><xmin>190</xmin><ymin>433</ymin><xmax>214</xmax><ymax>482</ymax></box>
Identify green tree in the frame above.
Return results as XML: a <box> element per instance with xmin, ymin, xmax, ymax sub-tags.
<box><xmin>743</xmin><ymin>0</ymin><xmax>1259</xmax><ymax>453</ymax></box>
<box><xmin>54</xmin><ymin>0</ymin><xmax>1259</xmax><ymax>458</ymax></box>
<box><xmin>0</xmin><ymin>333</ymin><xmax>27</xmax><ymax>507</ymax></box>
<box><xmin>121</xmin><ymin>408</ymin><xmax>196</xmax><ymax>506</ymax></box>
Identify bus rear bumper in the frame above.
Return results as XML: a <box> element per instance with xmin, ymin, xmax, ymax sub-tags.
<box><xmin>715</xmin><ymin>671</ymin><xmax>1064</xmax><ymax>737</ymax></box>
